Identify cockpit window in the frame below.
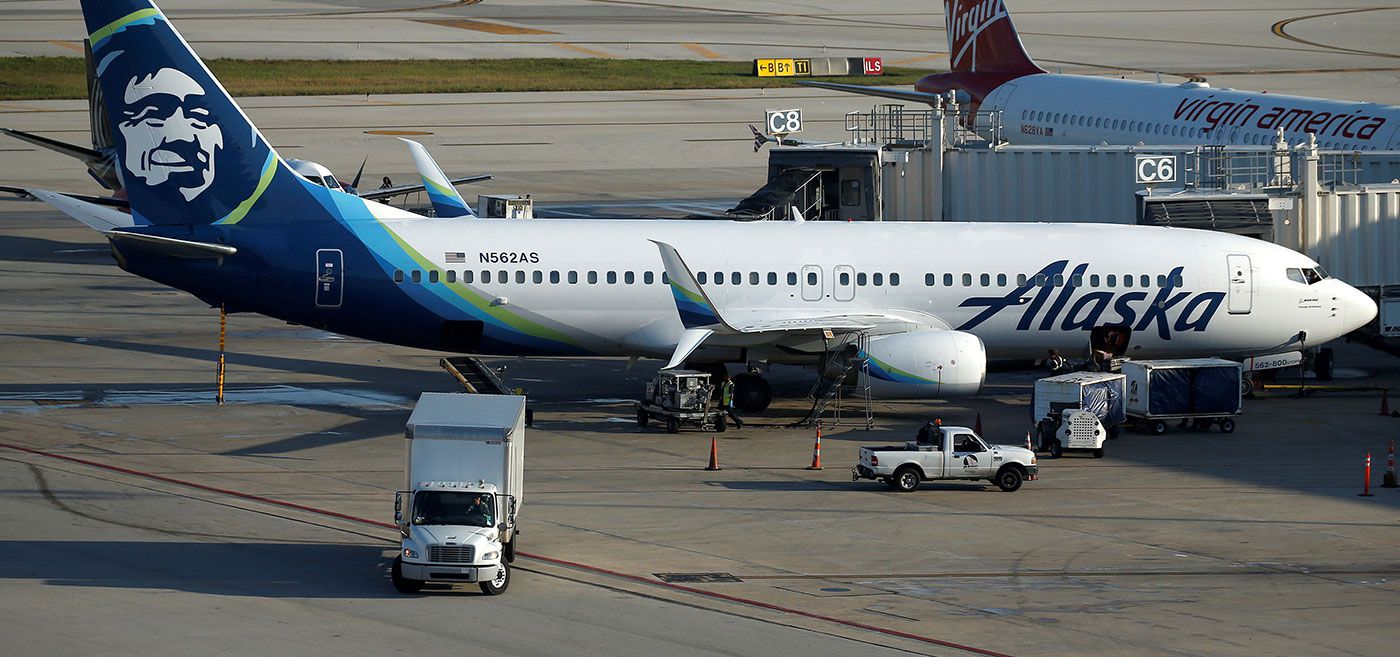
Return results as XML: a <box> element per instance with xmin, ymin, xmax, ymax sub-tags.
<box><xmin>323</xmin><ymin>175</ymin><xmax>340</xmax><ymax>190</ymax></box>
<box><xmin>1287</xmin><ymin>268</ymin><xmax>1327</xmax><ymax>285</ymax></box>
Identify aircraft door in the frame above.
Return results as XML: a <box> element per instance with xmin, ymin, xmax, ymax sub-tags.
<box><xmin>1226</xmin><ymin>254</ymin><xmax>1252</xmax><ymax>314</ymax></box>
<box><xmin>837</xmin><ymin>167</ymin><xmax>870</xmax><ymax>221</ymax></box>
<box><xmin>834</xmin><ymin>265</ymin><xmax>855</xmax><ymax>302</ymax></box>
<box><xmin>800</xmin><ymin>265</ymin><xmax>823</xmax><ymax>302</ymax></box>
<box><xmin>315</xmin><ymin>249</ymin><xmax>343</xmax><ymax>309</ymax></box>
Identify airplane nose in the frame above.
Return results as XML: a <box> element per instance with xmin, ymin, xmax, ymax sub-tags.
<box><xmin>1342</xmin><ymin>284</ymin><xmax>1378</xmax><ymax>332</ymax></box>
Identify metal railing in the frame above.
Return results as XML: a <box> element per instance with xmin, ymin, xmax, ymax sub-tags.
<box><xmin>843</xmin><ymin>104</ymin><xmax>1005</xmax><ymax>148</ymax></box>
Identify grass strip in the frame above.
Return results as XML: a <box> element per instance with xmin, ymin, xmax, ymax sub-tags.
<box><xmin>0</xmin><ymin>57</ymin><xmax>929</xmax><ymax>101</ymax></box>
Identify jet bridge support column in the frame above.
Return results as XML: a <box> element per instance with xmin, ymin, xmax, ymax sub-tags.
<box><xmin>1276</xmin><ymin>136</ymin><xmax>1321</xmax><ymax>253</ymax></box>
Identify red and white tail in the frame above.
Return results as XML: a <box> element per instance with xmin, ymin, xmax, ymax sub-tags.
<box><xmin>944</xmin><ymin>0</ymin><xmax>1043</xmax><ymax>76</ymax></box>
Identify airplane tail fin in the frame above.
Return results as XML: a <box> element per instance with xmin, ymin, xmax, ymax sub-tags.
<box><xmin>400</xmin><ymin>138</ymin><xmax>475</xmax><ymax>218</ymax></box>
<box><xmin>82</xmin><ymin>1</ymin><xmax>327</xmax><ymax>227</ymax></box>
<box><xmin>944</xmin><ymin>0</ymin><xmax>1043</xmax><ymax>76</ymax></box>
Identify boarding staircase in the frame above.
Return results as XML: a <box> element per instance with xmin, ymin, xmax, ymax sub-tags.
<box><xmin>439</xmin><ymin>356</ymin><xmax>514</xmax><ymax>395</ymax></box>
<box><xmin>792</xmin><ymin>332</ymin><xmax>873</xmax><ymax>428</ymax></box>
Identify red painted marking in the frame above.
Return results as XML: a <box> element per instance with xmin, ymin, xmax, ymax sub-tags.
<box><xmin>2</xmin><ymin>441</ymin><xmax>1016</xmax><ymax>657</ymax></box>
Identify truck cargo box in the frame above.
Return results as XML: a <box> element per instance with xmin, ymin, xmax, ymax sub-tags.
<box><xmin>1032</xmin><ymin>372</ymin><xmax>1126</xmax><ymax>426</ymax></box>
<box><xmin>405</xmin><ymin>393</ymin><xmax>526</xmax><ymax>507</ymax></box>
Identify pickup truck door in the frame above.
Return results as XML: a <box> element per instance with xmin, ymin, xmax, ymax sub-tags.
<box><xmin>948</xmin><ymin>433</ymin><xmax>995</xmax><ymax>478</ymax></box>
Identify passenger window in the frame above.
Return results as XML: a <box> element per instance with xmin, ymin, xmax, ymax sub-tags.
<box><xmin>1140</xmin><ymin>275</ymin><xmax>1150</xmax><ymax>288</ymax></box>
<box><xmin>446</xmin><ymin>270</ymin><xmax>457</xmax><ymax>283</ymax></box>
<box><xmin>606</xmin><ymin>271</ymin><xmax>617</xmax><ymax>284</ymax></box>
<box><xmin>499</xmin><ymin>270</ymin><xmax>507</xmax><ymax>283</ymax></box>
<box><xmin>1053</xmin><ymin>274</ymin><xmax>1064</xmax><ymax>287</ymax></box>
<box><xmin>1070</xmin><ymin>274</ymin><xmax>1082</xmax><ymax>286</ymax></box>
<box><xmin>625</xmin><ymin>271</ymin><xmax>635</xmax><ymax>284</ymax></box>
<box><xmin>1122</xmin><ymin>274</ymin><xmax>1132</xmax><ymax>288</ymax></box>
<box><xmin>698</xmin><ymin>272</ymin><xmax>708</xmax><ymax>284</ymax></box>
<box><xmin>1035</xmin><ymin>273</ymin><xmax>1047</xmax><ymax>286</ymax></box>
<box><xmin>767</xmin><ymin>272</ymin><xmax>777</xmax><ymax>285</ymax></box>
<box><xmin>890</xmin><ymin>273</ymin><xmax>900</xmax><ymax>286</ymax></box>
<box><xmin>515</xmin><ymin>271</ymin><xmax>525</xmax><ymax>284</ymax></box>
<box><xmin>713</xmin><ymin>272</ymin><xmax>724</xmax><ymax>286</ymax></box>
<box><xmin>644</xmin><ymin>271</ymin><xmax>654</xmax><ymax>285</ymax></box>
<box><xmin>1017</xmin><ymin>273</ymin><xmax>1027</xmax><ymax>286</ymax></box>
<box><xmin>1157</xmin><ymin>274</ymin><xmax>1167</xmax><ymax>287</ymax></box>
<box><xmin>996</xmin><ymin>273</ymin><xmax>1006</xmax><ymax>286</ymax></box>
<box><xmin>731</xmin><ymin>272</ymin><xmax>741</xmax><ymax>285</ymax></box>
<box><xmin>807</xmin><ymin>272</ymin><xmax>818</xmax><ymax>286</ymax></box>
<box><xmin>411</xmin><ymin>270</ymin><xmax>422</xmax><ymax>283</ymax></box>
<box><xmin>749</xmin><ymin>272</ymin><xmax>759</xmax><ymax>285</ymax></box>
<box><xmin>533</xmin><ymin>271</ymin><xmax>543</xmax><ymax>284</ymax></box>
<box><xmin>1089</xmin><ymin>274</ymin><xmax>1098</xmax><ymax>287</ymax></box>
<box><xmin>1106</xmin><ymin>274</ymin><xmax>1115</xmax><ymax>287</ymax></box>
<box><xmin>393</xmin><ymin>270</ymin><xmax>404</xmax><ymax>283</ymax></box>
<box><xmin>873</xmin><ymin>273</ymin><xmax>883</xmax><ymax>286</ymax></box>
<box><xmin>1173</xmin><ymin>274</ymin><xmax>1184</xmax><ymax>287</ymax></box>
<box><xmin>550</xmin><ymin>271</ymin><xmax>560</xmax><ymax>284</ymax></box>
<box><xmin>962</xmin><ymin>273</ymin><xmax>972</xmax><ymax>287</ymax></box>
<box><xmin>926</xmin><ymin>273</ymin><xmax>935</xmax><ymax>286</ymax></box>
<box><xmin>857</xmin><ymin>273</ymin><xmax>867</xmax><ymax>286</ymax></box>
<box><xmin>587</xmin><ymin>271</ymin><xmax>598</xmax><ymax>284</ymax></box>
<box><xmin>979</xmin><ymin>273</ymin><xmax>989</xmax><ymax>286</ymax></box>
<box><xmin>944</xmin><ymin>273</ymin><xmax>954</xmax><ymax>286</ymax></box>
<box><xmin>568</xmin><ymin>271</ymin><xmax>578</xmax><ymax>284</ymax></box>
<box><xmin>464</xmin><ymin>270</ymin><xmax>475</xmax><ymax>284</ymax></box>
<box><xmin>662</xmin><ymin>272</ymin><xmax>669</xmax><ymax>284</ymax></box>
<box><xmin>840</xmin><ymin>272</ymin><xmax>850</xmax><ymax>286</ymax></box>
<box><xmin>787</xmin><ymin>272</ymin><xmax>797</xmax><ymax>285</ymax></box>
<box><xmin>428</xmin><ymin>270</ymin><xmax>439</xmax><ymax>283</ymax></box>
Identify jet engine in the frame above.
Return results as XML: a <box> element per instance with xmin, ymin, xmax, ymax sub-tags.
<box><xmin>859</xmin><ymin>330</ymin><xmax>986</xmax><ymax>398</ymax></box>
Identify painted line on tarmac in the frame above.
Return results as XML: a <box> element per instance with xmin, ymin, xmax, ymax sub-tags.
<box><xmin>0</xmin><ymin>440</ymin><xmax>1016</xmax><ymax>657</ymax></box>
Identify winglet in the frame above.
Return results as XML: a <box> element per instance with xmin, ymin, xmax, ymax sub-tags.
<box><xmin>650</xmin><ymin>240</ymin><xmax>733</xmax><ymax>332</ymax></box>
<box><xmin>399</xmin><ymin>138</ymin><xmax>475</xmax><ymax>218</ymax></box>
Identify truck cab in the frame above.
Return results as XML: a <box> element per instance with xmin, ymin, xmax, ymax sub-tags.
<box><xmin>394</xmin><ymin>480</ymin><xmax>514</xmax><ymax>594</ymax></box>
<box><xmin>853</xmin><ymin>425</ymin><xmax>1037</xmax><ymax>492</ymax></box>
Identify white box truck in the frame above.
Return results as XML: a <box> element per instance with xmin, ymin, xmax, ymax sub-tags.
<box><xmin>391</xmin><ymin>393</ymin><xmax>524</xmax><ymax>595</ymax></box>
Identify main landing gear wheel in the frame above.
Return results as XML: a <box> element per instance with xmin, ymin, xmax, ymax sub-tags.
<box><xmin>732</xmin><ymin>373</ymin><xmax>772</xmax><ymax>413</ymax></box>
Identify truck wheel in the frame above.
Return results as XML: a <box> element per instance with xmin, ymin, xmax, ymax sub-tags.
<box><xmin>478</xmin><ymin>561</ymin><xmax>510</xmax><ymax>596</ymax></box>
<box><xmin>1219</xmin><ymin>418</ymin><xmax>1236</xmax><ymax>434</ymax></box>
<box><xmin>391</xmin><ymin>557</ymin><xmax>423</xmax><ymax>594</ymax></box>
<box><xmin>1048</xmin><ymin>439</ymin><xmax>1063</xmax><ymax>459</ymax></box>
<box><xmin>715</xmin><ymin>416</ymin><xmax>727</xmax><ymax>433</ymax></box>
<box><xmin>666</xmin><ymin>417</ymin><xmax>679</xmax><ymax>434</ymax></box>
<box><xmin>994</xmin><ymin>466</ymin><xmax>1024</xmax><ymax>492</ymax></box>
<box><xmin>893</xmin><ymin>466</ymin><xmax>921</xmax><ymax>492</ymax></box>
<box><xmin>1151</xmin><ymin>420</ymin><xmax>1168</xmax><ymax>435</ymax></box>
<box><xmin>636</xmin><ymin>407</ymin><xmax>649</xmax><ymax>428</ymax></box>
<box><xmin>1092</xmin><ymin>448</ymin><xmax>1105</xmax><ymax>459</ymax></box>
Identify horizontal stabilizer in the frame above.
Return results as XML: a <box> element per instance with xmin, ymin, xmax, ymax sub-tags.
<box><xmin>1</xmin><ymin>128</ymin><xmax>103</xmax><ymax>164</ymax></box>
<box><xmin>108</xmin><ymin>231</ymin><xmax>236</xmax><ymax>259</ymax></box>
<box><xmin>26</xmin><ymin>188</ymin><xmax>137</xmax><ymax>232</ymax></box>
<box><xmin>798</xmin><ymin>81</ymin><xmax>943</xmax><ymax>104</ymax></box>
<box><xmin>358</xmin><ymin>174</ymin><xmax>493</xmax><ymax>202</ymax></box>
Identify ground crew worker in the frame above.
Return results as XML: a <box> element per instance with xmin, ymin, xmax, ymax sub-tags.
<box><xmin>1046</xmin><ymin>348</ymin><xmax>1066</xmax><ymax>373</ymax></box>
<box><xmin>720</xmin><ymin>378</ymin><xmax>743</xmax><ymax>429</ymax></box>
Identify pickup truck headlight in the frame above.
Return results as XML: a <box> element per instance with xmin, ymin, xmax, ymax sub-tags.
<box><xmin>402</xmin><ymin>547</ymin><xmax>418</xmax><ymax>559</ymax></box>
<box><xmin>481</xmin><ymin>550</ymin><xmax>500</xmax><ymax>562</ymax></box>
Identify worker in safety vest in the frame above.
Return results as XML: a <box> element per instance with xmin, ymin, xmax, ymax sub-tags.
<box><xmin>720</xmin><ymin>378</ymin><xmax>743</xmax><ymax>429</ymax></box>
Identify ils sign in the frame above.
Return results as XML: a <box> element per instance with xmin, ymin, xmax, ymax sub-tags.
<box><xmin>765</xmin><ymin>109</ymin><xmax>803</xmax><ymax>135</ymax></box>
<box><xmin>1135</xmin><ymin>155</ymin><xmax>1177</xmax><ymax>184</ymax></box>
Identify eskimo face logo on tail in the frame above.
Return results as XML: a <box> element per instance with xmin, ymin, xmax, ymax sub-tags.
<box><xmin>955</xmin><ymin>260</ymin><xmax>1227</xmax><ymax>340</ymax></box>
<box><xmin>118</xmin><ymin>68</ymin><xmax>223</xmax><ymax>201</ymax></box>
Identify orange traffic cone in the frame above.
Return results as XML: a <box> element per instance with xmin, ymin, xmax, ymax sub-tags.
<box><xmin>705</xmin><ymin>437</ymin><xmax>721</xmax><ymax>471</ymax></box>
<box><xmin>808</xmin><ymin>422</ymin><xmax>823</xmax><ymax>470</ymax></box>
<box><xmin>1381</xmin><ymin>390</ymin><xmax>1391</xmax><ymax>416</ymax></box>
<box><xmin>974</xmin><ymin>413</ymin><xmax>983</xmax><ymax>436</ymax></box>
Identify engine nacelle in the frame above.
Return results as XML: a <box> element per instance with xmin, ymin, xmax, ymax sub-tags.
<box><xmin>859</xmin><ymin>330</ymin><xmax>986</xmax><ymax>398</ymax></box>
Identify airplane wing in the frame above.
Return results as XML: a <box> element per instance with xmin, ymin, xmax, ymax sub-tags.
<box><xmin>798</xmin><ymin>80</ymin><xmax>941</xmax><ymax>105</ymax></box>
<box><xmin>651</xmin><ymin>240</ymin><xmax>929</xmax><ymax>368</ymax></box>
<box><xmin>25</xmin><ymin>188</ymin><xmax>136</xmax><ymax>232</ymax></box>
<box><xmin>357</xmin><ymin>174</ymin><xmax>492</xmax><ymax>202</ymax></box>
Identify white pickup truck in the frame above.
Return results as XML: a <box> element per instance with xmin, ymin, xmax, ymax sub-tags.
<box><xmin>852</xmin><ymin>425</ymin><xmax>1038</xmax><ymax>492</ymax></box>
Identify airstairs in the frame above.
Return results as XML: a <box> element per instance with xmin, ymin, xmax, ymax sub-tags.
<box><xmin>792</xmin><ymin>332</ymin><xmax>873</xmax><ymax>429</ymax></box>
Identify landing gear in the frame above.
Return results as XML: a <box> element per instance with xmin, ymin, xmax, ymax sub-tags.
<box><xmin>732</xmin><ymin>372</ymin><xmax>772</xmax><ymax>412</ymax></box>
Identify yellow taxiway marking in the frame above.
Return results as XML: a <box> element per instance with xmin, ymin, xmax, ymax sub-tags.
<box><xmin>414</xmin><ymin>18</ymin><xmax>556</xmax><ymax>35</ymax></box>
<box><xmin>552</xmin><ymin>42</ymin><xmax>616</xmax><ymax>58</ymax></box>
<box><xmin>47</xmin><ymin>40</ymin><xmax>84</xmax><ymax>53</ymax></box>
<box><xmin>681</xmin><ymin>43</ymin><xmax>722</xmax><ymax>59</ymax></box>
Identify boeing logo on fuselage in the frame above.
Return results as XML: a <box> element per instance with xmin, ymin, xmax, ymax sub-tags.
<box><xmin>956</xmin><ymin>260</ymin><xmax>1227</xmax><ymax>339</ymax></box>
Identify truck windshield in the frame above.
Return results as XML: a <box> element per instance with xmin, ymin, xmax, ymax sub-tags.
<box><xmin>413</xmin><ymin>491</ymin><xmax>494</xmax><ymax>527</ymax></box>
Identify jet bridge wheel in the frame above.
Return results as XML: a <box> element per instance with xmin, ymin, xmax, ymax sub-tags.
<box><xmin>732</xmin><ymin>373</ymin><xmax>772</xmax><ymax>412</ymax></box>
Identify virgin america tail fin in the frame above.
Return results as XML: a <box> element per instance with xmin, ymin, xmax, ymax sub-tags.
<box><xmin>945</xmin><ymin>0</ymin><xmax>1043</xmax><ymax>76</ymax></box>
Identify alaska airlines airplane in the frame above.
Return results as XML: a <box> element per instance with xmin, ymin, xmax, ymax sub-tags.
<box><xmin>806</xmin><ymin>0</ymin><xmax>1400</xmax><ymax>150</ymax></box>
<box><xmin>18</xmin><ymin>0</ymin><xmax>1376</xmax><ymax>412</ymax></box>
